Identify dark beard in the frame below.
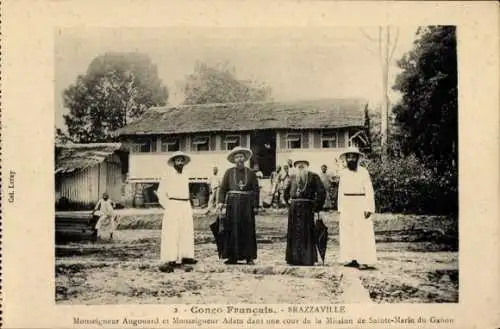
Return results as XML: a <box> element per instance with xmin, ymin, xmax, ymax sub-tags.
<box><xmin>347</xmin><ymin>161</ymin><xmax>358</xmax><ymax>171</ymax></box>
<box><xmin>174</xmin><ymin>165</ymin><xmax>183</xmax><ymax>173</ymax></box>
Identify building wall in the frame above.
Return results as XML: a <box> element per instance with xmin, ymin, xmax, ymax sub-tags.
<box><xmin>129</xmin><ymin>152</ymin><xmax>236</xmax><ymax>181</ymax></box>
<box><xmin>276</xmin><ymin>128</ymin><xmax>354</xmax><ymax>174</ymax></box>
<box><xmin>127</xmin><ymin>128</ymin><xmax>364</xmax><ymax>181</ymax></box>
<box><xmin>127</xmin><ymin>133</ymin><xmax>250</xmax><ymax>181</ymax></box>
<box><xmin>57</xmin><ymin>166</ymin><xmax>100</xmax><ymax>206</ymax></box>
<box><xmin>276</xmin><ymin>149</ymin><xmax>345</xmax><ymax>175</ymax></box>
<box><xmin>57</xmin><ymin>155</ymin><xmax>125</xmax><ymax>207</ymax></box>
<box><xmin>104</xmin><ymin>155</ymin><xmax>125</xmax><ymax>202</ymax></box>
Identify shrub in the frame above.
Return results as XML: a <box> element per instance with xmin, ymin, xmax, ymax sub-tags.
<box><xmin>365</xmin><ymin>155</ymin><xmax>457</xmax><ymax>215</ymax></box>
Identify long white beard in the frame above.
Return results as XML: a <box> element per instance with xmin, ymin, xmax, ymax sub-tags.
<box><xmin>298</xmin><ymin>168</ymin><xmax>308</xmax><ymax>185</ymax></box>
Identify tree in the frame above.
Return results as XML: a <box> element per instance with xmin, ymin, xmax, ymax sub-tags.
<box><xmin>182</xmin><ymin>61</ymin><xmax>272</xmax><ymax>105</ymax></box>
<box><xmin>392</xmin><ymin>26</ymin><xmax>457</xmax><ymax>173</ymax></box>
<box><xmin>55</xmin><ymin>127</ymin><xmax>72</xmax><ymax>144</ymax></box>
<box><xmin>59</xmin><ymin>52</ymin><xmax>168</xmax><ymax>143</ymax></box>
<box><xmin>360</xmin><ymin>27</ymin><xmax>400</xmax><ymax>160</ymax></box>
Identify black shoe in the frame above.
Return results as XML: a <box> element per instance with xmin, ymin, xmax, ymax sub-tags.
<box><xmin>182</xmin><ymin>258</ymin><xmax>198</xmax><ymax>265</ymax></box>
<box><xmin>159</xmin><ymin>263</ymin><xmax>175</xmax><ymax>273</ymax></box>
<box><xmin>246</xmin><ymin>259</ymin><xmax>255</xmax><ymax>265</ymax></box>
<box><xmin>344</xmin><ymin>260</ymin><xmax>359</xmax><ymax>268</ymax></box>
<box><xmin>224</xmin><ymin>259</ymin><xmax>237</xmax><ymax>265</ymax></box>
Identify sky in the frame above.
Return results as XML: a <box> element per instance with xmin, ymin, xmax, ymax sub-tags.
<box><xmin>54</xmin><ymin>26</ymin><xmax>419</xmax><ymax>130</ymax></box>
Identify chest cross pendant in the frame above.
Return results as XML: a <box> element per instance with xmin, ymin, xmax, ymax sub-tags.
<box><xmin>238</xmin><ymin>180</ymin><xmax>245</xmax><ymax>190</ymax></box>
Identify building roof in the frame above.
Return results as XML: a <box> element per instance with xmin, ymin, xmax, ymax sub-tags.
<box><xmin>55</xmin><ymin>143</ymin><xmax>127</xmax><ymax>174</ymax></box>
<box><xmin>115</xmin><ymin>98</ymin><xmax>367</xmax><ymax>136</ymax></box>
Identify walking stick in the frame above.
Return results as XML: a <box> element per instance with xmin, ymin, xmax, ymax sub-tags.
<box><xmin>316</xmin><ymin>212</ymin><xmax>325</xmax><ymax>266</ymax></box>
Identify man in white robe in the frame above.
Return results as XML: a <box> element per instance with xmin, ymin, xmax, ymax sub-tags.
<box><xmin>93</xmin><ymin>192</ymin><xmax>118</xmax><ymax>240</ymax></box>
<box><xmin>337</xmin><ymin>147</ymin><xmax>377</xmax><ymax>270</ymax></box>
<box><xmin>156</xmin><ymin>151</ymin><xmax>197</xmax><ymax>272</ymax></box>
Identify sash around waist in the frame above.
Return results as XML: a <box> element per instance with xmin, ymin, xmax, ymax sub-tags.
<box><xmin>343</xmin><ymin>193</ymin><xmax>366</xmax><ymax>196</ymax></box>
<box><xmin>291</xmin><ymin>198</ymin><xmax>314</xmax><ymax>202</ymax></box>
<box><xmin>168</xmin><ymin>197</ymin><xmax>190</xmax><ymax>201</ymax></box>
<box><xmin>228</xmin><ymin>190</ymin><xmax>254</xmax><ymax>195</ymax></box>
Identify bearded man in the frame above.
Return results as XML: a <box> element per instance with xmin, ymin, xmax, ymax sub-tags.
<box><xmin>284</xmin><ymin>160</ymin><xmax>326</xmax><ymax>266</ymax></box>
<box><xmin>156</xmin><ymin>151</ymin><xmax>197</xmax><ymax>272</ymax></box>
<box><xmin>337</xmin><ymin>147</ymin><xmax>377</xmax><ymax>270</ymax></box>
<box><xmin>217</xmin><ymin>147</ymin><xmax>259</xmax><ymax>265</ymax></box>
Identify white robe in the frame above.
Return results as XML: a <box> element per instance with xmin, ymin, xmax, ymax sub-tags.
<box><xmin>157</xmin><ymin>168</ymin><xmax>195</xmax><ymax>263</ymax></box>
<box><xmin>95</xmin><ymin>199</ymin><xmax>117</xmax><ymax>237</ymax></box>
<box><xmin>338</xmin><ymin>166</ymin><xmax>377</xmax><ymax>265</ymax></box>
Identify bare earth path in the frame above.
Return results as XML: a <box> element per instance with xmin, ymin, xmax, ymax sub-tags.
<box><xmin>55</xmin><ymin>212</ymin><xmax>458</xmax><ymax>305</ymax></box>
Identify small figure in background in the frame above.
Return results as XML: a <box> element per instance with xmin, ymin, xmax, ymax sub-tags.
<box><xmin>253</xmin><ymin>164</ymin><xmax>264</xmax><ymax>210</ymax></box>
<box><xmin>287</xmin><ymin>159</ymin><xmax>296</xmax><ymax>178</ymax></box>
<box><xmin>319</xmin><ymin>164</ymin><xmax>335</xmax><ymax>211</ymax></box>
<box><xmin>280</xmin><ymin>164</ymin><xmax>291</xmax><ymax>206</ymax></box>
<box><xmin>208</xmin><ymin>166</ymin><xmax>221</xmax><ymax>211</ymax></box>
<box><xmin>92</xmin><ymin>192</ymin><xmax>117</xmax><ymax>240</ymax></box>
<box><xmin>270</xmin><ymin>165</ymin><xmax>281</xmax><ymax>186</ymax></box>
<box><xmin>270</xmin><ymin>165</ymin><xmax>282</xmax><ymax>207</ymax></box>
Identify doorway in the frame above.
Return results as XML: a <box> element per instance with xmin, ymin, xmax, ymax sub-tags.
<box><xmin>250</xmin><ymin>130</ymin><xmax>276</xmax><ymax>177</ymax></box>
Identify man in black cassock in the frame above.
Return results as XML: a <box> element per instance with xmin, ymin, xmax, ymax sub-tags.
<box><xmin>217</xmin><ymin>146</ymin><xmax>259</xmax><ymax>265</ymax></box>
<box><xmin>284</xmin><ymin>160</ymin><xmax>326</xmax><ymax>266</ymax></box>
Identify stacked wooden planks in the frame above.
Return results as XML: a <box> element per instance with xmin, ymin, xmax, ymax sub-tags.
<box><xmin>55</xmin><ymin>211</ymin><xmax>96</xmax><ymax>244</ymax></box>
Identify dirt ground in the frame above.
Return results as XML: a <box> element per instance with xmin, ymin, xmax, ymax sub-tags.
<box><xmin>55</xmin><ymin>212</ymin><xmax>458</xmax><ymax>305</ymax></box>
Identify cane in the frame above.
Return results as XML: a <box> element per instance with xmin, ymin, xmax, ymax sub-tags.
<box><xmin>316</xmin><ymin>212</ymin><xmax>325</xmax><ymax>266</ymax></box>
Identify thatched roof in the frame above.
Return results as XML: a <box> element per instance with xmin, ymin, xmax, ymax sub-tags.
<box><xmin>115</xmin><ymin>98</ymin><xmax>367</xmax><ymax>136</ymax></box>
<box><xmin>55</xmin><ymin>143</ymin><xmax>127</xmax><ymax>174</ymax></box>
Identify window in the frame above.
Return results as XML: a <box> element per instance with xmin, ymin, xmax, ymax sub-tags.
<box><xmin>321</xmin><ymin>131</ymin><xmax>338</xmax><ymax>148</ymax></box>
<box><xmin>192</xmin><ymin>136</ymin><xmax>210</xmax><ymax>151</ymax></box>
<box><xmin>161</xmin><ymin>137</ymin><xmax>180</xmax><ymax>152</ymax></box>
<box><xmin>286</xmin><ymin>133</ymin><xmax>302</xmax><ymax>149</ymax></box>
<box><xmin>131</xmin><ymin>138</ymin><xmax>156</xmax><ymax>153</ymax></box>
<box><xmin>223</xmin><ymin>135</ymin><xmax>241</xmax><ymax>150</ymax></box>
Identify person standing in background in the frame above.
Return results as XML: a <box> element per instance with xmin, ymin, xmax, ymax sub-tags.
<box><xmin>319</xmin><ymin>164</ymin><xmax>335</xmax><ymax>210</ymax></box>
<box><xmin>208</xmin><ymin>166</ymin><xmax>221</xmax><ymax>211</ymax></box>
<box><xmin>270</xmin><ymin>165</ymin><xmax>282</xmax><ymax>207</ymax></box>
<box><xmin>287</xmin><ymin>159</ymin><xmax>296</xmax><ymax>178</ymax></box>
<box><xmin>280</xmin><ymin>164</ymin><xmax>291</xmax><ymax>206</ymax></box>
<box><xmin>253</xmin><ymin>164</ymin><xmax>264</xmax><ymax>210</ymax></box>
<box><xmin>93</xmin><ymin>192</ymin><xmax>117</xmax><ymax>240</ymax></box>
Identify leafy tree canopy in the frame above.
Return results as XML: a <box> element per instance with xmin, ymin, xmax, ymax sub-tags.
<box><xmin>392</xmin><ymin>26</ymin><xmax>457</xmax><ymax>172</ymax></box>
<box><xmin>59</xmin><ymin>52</ymin><xmax>168</xmax><ymax>143</ymax></box>
<box><xmin>182</xmin><ymin>61</ymin><xmax>272</xmax><ymax>105</ymax></box>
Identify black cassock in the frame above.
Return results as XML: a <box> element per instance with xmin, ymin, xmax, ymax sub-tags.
<box><xmin>218</xmin><ymin>166</ymin><xmax>259</xmax><ymax>261</ymax></box>
<box><xmin>284</xmin><ymin>172</ymin><xmax>326</xmax><ymax>266</ymax></box>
